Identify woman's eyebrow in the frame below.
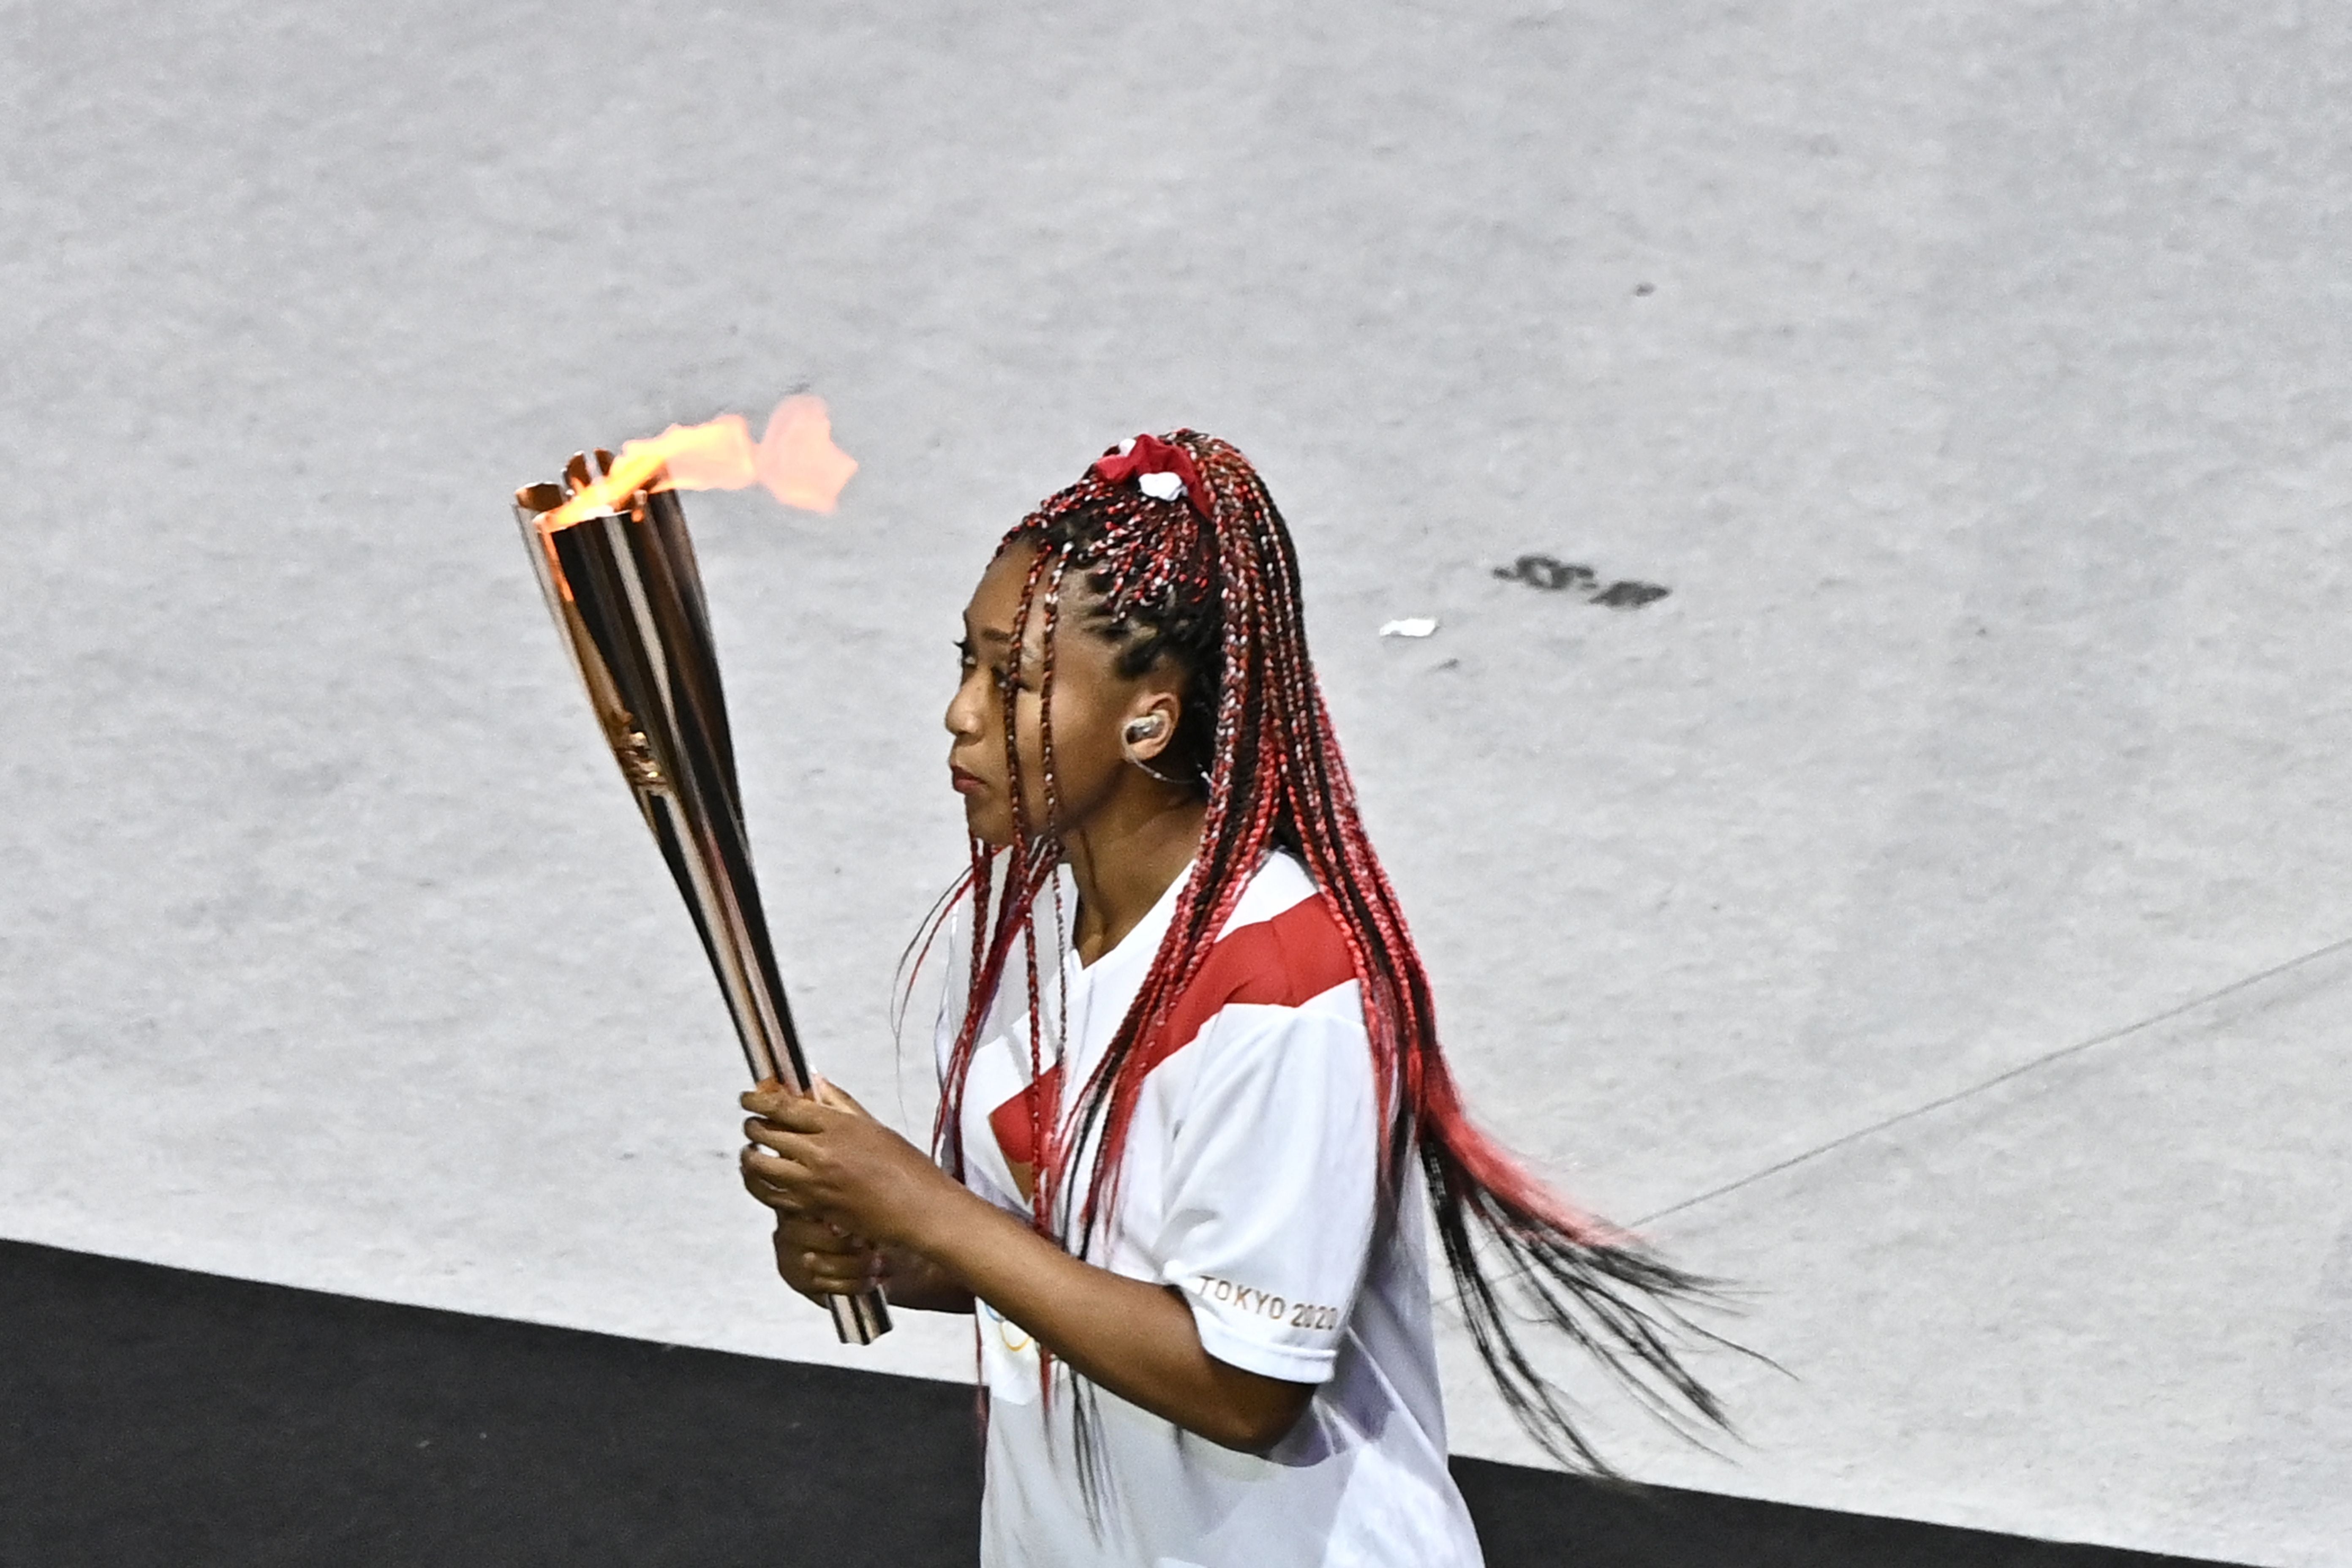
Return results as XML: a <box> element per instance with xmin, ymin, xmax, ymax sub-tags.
<box><xmin>977</xmin><ymin>628</ymin><xmax>1013</xmax><ymax>647</ymax></box>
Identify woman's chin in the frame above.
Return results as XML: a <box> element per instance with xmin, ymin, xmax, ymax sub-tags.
<box><xmin>961</xmin><ymin>800</ymin><xmax>1015</xmax><ymax>849</ymax></box>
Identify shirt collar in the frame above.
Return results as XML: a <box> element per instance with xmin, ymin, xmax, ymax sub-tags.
<box><xmin>1067</xmin><ymin>857</ymin><xmax>1197</xmax><ymax>984</ymax></box>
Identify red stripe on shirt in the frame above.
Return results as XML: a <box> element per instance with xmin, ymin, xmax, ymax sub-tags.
<box><xmin>988</xmin><ymin>892</ymin><xmax>1356</xmax><ymax>1173</ymax></box>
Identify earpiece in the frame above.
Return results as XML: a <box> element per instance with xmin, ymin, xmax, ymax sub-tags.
<box><xmin>1120</xmin><ymin>712</ymin><xmax>1186</xmax><ymax>786</ymax></box>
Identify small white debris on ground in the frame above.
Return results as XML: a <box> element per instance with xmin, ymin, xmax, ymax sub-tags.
<box><xmin>1378</xmin><ymin>617</ymin><xmax>1439</xmax><ymax>638</ymax></box>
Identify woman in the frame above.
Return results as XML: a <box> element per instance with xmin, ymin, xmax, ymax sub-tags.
<box><xmin>739</xmin><ymin>431</ymin><xmax>1723</xmax><ymax>1565</ymax></box>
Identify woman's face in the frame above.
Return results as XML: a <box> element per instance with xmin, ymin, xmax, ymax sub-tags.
<box><xmin>945</xmin><ymin>542</ymin><xmax>1181</xmax><ymax>848</ymax></box>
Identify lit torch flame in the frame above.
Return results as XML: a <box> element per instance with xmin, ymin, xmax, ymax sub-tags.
<box><xmin>544</xmin><ymin>393</ymin><xmax>858</xmax><ymax>527</ymax></box>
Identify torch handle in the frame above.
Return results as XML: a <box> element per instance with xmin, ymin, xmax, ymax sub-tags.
<box><xmin>829</xmin><ymin>1290</ymin><xmax>893</xmax><ymax>1344</ymax></box>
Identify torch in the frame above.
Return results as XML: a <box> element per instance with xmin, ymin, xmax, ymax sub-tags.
<box><xmin>514</xmin><ymin>400</ymin><xmax>888</xmax><ymax>1345</ymax></box>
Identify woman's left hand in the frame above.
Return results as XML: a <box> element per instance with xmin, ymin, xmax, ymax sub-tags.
<box><xmin>740</xmin><ymin>1078</ymin><xmax>961</xmax><ymax>1251</ymax></box>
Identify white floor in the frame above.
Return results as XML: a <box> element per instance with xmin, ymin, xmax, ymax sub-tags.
<box><xmin>5</xmin><ymin>2</ymin><xmax>2349</xmax><ymax>1563</ymax></box>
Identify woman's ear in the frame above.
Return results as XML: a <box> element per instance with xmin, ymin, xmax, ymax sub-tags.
<box><xmin>1120</xmin><ymin>695</ymin><xmax>1181</xmax><ymax>761</ymax></box>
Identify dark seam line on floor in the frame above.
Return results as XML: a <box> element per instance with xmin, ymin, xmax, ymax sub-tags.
<box><xmin>1629</xmin><ymin>931</ymin><xmax>2352</xmax><ymax>1229</ymax></box>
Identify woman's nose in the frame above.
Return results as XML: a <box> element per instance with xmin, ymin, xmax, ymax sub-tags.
<box><xmin>945</xmin><ymin>672</ymin><xmax>984</xmax><ymax>738</ymax></box>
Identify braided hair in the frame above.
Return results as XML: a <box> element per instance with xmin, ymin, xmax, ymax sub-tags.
<box><xmin>926</xmin><ymin>429</ymin><xmax>1729</xmax><ymax>1475</ymax></box>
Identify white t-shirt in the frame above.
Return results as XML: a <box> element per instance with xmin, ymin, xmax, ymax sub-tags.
<box><xmin>931</xmin><ymin>850</ymin><xmax>1485</xmax><ymax>1568</ymax></box>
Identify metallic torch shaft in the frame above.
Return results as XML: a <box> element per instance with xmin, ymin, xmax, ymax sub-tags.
<box><xmin>516</xmin><ymin>473</ymin><xmax>891</xmax><ymax>1345</ymax></box>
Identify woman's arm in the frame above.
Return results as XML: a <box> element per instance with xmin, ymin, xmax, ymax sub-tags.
<box><xmin>919</xmin><ymin>1183</ymin><xmax>1315</xmax><ymax>1452</ymax></box>
<box><xmin>873</xmin><ymin>1244</ymin><xmax>975</xmax><ymax>1314</ymax></box>
<box><xmin>740</xmin><ymin>1081</ymin><xmax>1314</xmax><ymax>1454</ymax></box>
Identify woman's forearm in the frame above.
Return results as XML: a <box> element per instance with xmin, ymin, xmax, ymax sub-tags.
<box><xmin>879</xmin><ymin>1244</ymin><xmax>975</xmax><ymax>1314</ymax></box>
<box><xmin>906</xmin><ymin>1184</ymin><xmax>1311</xmax><ymax>1452</ymax></box>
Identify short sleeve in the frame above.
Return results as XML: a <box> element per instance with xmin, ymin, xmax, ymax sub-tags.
<box><xmin>1151</xmin><ymin>994</ymin><xmax>1382</xmax><ymax>1384</ymax></box>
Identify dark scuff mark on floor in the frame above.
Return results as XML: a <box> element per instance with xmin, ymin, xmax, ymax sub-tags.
<box><xmin>1494</xmin><ymin>554</ymin><xmax>1670</xmax><ymax>609</ymax></box>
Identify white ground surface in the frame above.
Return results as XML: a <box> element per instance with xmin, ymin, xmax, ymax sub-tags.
<box><xmin>6</xmin><ymin>2</ymin><xmax>2349</xmax><ymax>1562</ymax></box>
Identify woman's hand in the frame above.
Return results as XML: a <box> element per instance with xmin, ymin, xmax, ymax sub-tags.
<box><xmin>737</xmin><ymin>1079</ymin><xmax>977</xmax><ymax>1315</ymax></box>
<box><xmin>781</xmin><ymin>1213</ymin><xmax>886</xmax><ymax>1301</ymax></box>
<box><xmin>739</xmin><ymin>1078</ymin><xmax>963</xmax><ymax>1253</ymax></box>
<box><xmin>738</xmin><ymin>1111</ymin><xmax>879</xmax><ymax>1302</ymax></box>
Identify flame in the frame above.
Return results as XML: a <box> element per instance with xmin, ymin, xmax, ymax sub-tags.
<box><xmin>756</xmin><ymin>395</ymin><xmax>859</xmax><ymax>513</ymax></box>
<box><xmin>542</xmin><ymin>395</ymin><xmax>858</xmax><ymax>528</ymax></box>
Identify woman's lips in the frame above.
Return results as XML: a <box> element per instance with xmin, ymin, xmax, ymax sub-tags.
<box><xmin>950</xmin><ymin>765</ymin><xmax>987</xmax><ymax>796</ymax></box>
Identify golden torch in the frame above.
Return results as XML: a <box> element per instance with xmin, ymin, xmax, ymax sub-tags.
<box><xmin>514</xmin><ymin>397</ymin><xmax>888</xmax><ymax>1345</ymax></box>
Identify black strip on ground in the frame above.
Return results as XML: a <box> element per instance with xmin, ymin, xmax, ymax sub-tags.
<box><xmin>0</xmin><ymin>1241</ymin><xmax>2238</xmax><ymax>1568</ymax></box>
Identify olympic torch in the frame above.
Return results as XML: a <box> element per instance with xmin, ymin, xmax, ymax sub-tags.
<box><xmin>514</xmin><ymin>402</ymin><xmax>887</xmax><ymax>1345</ymax></box>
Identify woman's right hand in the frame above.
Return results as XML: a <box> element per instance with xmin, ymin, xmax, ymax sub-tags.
<box><xmin>739</xmin><ymin>1080</ymin><xmax>882</xmax><ymax>1302</ymax></box>
<box><xmin>736</xmin><ymin>1080</ymin><xmax>975</xmax><ymax>1315</ymax></box>
<box><xmin>766</xmin><ymin>1208</ymin><xmax>884</xmax><ymax>1302</ymax></box>
<box><xmin>742</xmin><ymin>1142</ymin><xmax>879</xmax><ymax>1301</ymax></box>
